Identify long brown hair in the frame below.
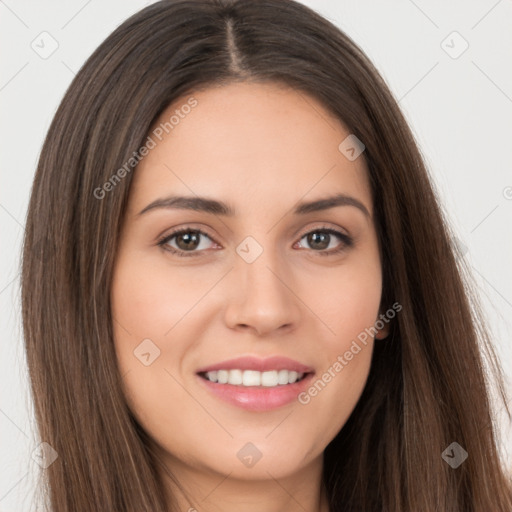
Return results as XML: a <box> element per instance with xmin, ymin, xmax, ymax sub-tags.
<box><xmin>21</xmin><ymin>0</ymin><xmax>512</xmax><ymax>510</ymax></box>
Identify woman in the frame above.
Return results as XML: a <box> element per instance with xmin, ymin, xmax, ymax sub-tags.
<box><xmin>21</xmin><ymin>0</ymin><xmax>512</xmax><ymax>510</ymax></box>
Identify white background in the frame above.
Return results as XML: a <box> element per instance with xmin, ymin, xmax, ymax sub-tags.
<box><xmin>1</xmin><ymin>1</ymin><xmax>511</xmax><ymax>509</ymax></box>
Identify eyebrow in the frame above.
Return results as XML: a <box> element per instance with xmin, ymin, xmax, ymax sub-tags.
<box><xmin>138</xmin><ymin>193</ymin><xmax>370</xmax><ymax>218</ymax></box>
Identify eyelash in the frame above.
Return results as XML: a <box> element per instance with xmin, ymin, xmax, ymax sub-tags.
<box><xmin>157</xmin><ymin>225</ymin><xmax>353</xmax><ymax>258</ymax></box>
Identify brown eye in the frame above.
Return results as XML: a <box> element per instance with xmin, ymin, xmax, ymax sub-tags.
<box><xmin>158</xmin><ymin>228</ymin><xmax>216</xmax><ymax>257</ymax></box>
<box><xmin>297</xmin><ymin>228</ymin><xmax>353</xmax><ymax>255</ymax></box>
<box><xmin>305</xmin><ymin>232</ymin><xmax>330</xmax><ymax>250</ymax></box>
<box><xmin>175</xmin><ymin>231</ymin><xmax>201</xmax><ymax>251</ymax></box>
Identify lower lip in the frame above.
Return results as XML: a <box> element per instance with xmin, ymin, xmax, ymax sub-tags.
<box><xmin>197</xmin><ymin>373</ymin><xmax>315</xmax><ymax>412</ymax></box>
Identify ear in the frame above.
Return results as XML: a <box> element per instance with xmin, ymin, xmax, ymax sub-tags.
<box><xmin>374</xmin><ymin>313</ymin><xmax>391</xmax><ymax>340</ymax></box>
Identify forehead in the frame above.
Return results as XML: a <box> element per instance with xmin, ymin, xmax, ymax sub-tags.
<box><xmin>128</xmin><ymin>81</ymin><xmax>372</xmax><ymax>217</ymax></box>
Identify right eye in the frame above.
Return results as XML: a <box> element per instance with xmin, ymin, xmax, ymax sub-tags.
<box><xmin>157</xmin><ymin>228</ymin><xmax>219</xmax><ymax>257</ymax></box>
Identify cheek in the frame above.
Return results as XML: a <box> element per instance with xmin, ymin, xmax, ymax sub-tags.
<box><xmin>110</xmin><ymin>251</ymin><xmax>212</xmax><ymax>343</ymax></box>
<box><xmin>110</xmin><ymin>251</ymin><xmax>217</xmax><ymax>416</ymax></box>
<box><xmin>312</xmin><ymin>251</ymin><xmax>383</xmax><ymax>343</ymax></box>
<box><xmin>110</xmin><ymin>253</ymin><xmax>173</xmax><ymax>390</ymax></box>
<box><xmin>294</xmin><ymin>254</ymin><xmax>381</xmax><ymax>438</ymax></box>
<box><xmin>110</xmin><ymin>255</ymin><xmax>196</xmax><ymax>447</ymax></box>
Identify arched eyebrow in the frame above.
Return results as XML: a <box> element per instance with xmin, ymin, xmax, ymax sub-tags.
<box><xmin>138</xmin><ymin>193</ymin><xmax>370</xmax><ymax>218</ymax></box>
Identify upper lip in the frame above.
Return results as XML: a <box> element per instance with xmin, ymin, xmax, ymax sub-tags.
<box><xmin>196</xmin><ymin>356</ymin><xmax>314</xmax><ymax>374</ymax></box>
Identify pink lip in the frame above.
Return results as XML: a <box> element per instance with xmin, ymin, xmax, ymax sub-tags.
<box><xmin>196</xmin><ymin>356</ymin><xmax>314</xmax><ymax>374</ymax></box>
<box><xmin>197</xmin><ymin>373</ymin><xmax>315</xmax><ymax>412</ymax></box>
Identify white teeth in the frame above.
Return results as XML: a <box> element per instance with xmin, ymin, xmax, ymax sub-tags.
<box><xmin>261</xmin><ymin>370</ymin><xmax>278</xmax><ymax>387</ymax></box>
<box><xmin>217</xmin><ymin>370</ymin><xmax>229</xmax><ymax>384</ymax></box>
<box><xmin>243</xmin><ymin>370</ymin><xmax>261</xmax><ymax>386</ymax></box>
<box><xmin>277</xmin><ymin>369</ymin><xmax>289</xmax><ymax>385</ymax></box>
<box><xmin>203</xmin><ymin>369</ymin><xmax>305</xmax><ymax>387</ymax></box>
<box><xmin>206</xmin><ymin>370</ymin><xmax>217</xmax><ymax>382</ymax></box>
<box><xmin>229</xmin><ymin>369</ymin><xmax>243</xmax><ymax>385</ymax></box>
<box><xmin>288</xmin><ymin>371</ymin><xmax>299</xmax><ymax>384</ymax></box>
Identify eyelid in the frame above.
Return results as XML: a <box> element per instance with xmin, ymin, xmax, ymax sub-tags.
<box><xmin>295</xmin><ymin>223</ymin><xmax>350</xmax><ymax>241</ymax></box>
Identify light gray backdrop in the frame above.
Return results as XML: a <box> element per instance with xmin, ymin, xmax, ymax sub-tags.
<box><xmin>1</xmin><ymin>1</ymin><xmax>511</xmax><ymax>510</ymax></box>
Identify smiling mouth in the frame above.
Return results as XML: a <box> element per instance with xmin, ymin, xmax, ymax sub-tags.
<box><xmin>198</xmin><ymin>369</ymin><xmax>311</xmax><ymax>387</ymax></box>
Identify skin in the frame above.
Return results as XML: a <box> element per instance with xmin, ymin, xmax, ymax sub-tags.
<box><xmin>111</xmin><ymin>81</ymin><xmax>389</xmax><ymax>512</ymax></box>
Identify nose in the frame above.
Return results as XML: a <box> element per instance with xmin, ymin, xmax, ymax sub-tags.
<box><xmin>224</xmin><ymin>245</ymin><xmax>301</xmax><ymax>337</ymax></box>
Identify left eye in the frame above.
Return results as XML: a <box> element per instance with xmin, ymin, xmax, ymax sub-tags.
<box><xmin>295</xmin><ymin>228</ymin><xmax>352</xmax><ymax>254</ymax></box>
<box><xmin>157</xmin><ymin>227</ymin><xmax>352</xmax><ymax>257</ymax></box>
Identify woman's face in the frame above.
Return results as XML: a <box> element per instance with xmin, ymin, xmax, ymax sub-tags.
<box><xmin>111</xmin><ymin>81</ymin><xmax>387</xmax><ymax>482</ymax></box>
